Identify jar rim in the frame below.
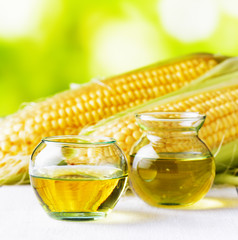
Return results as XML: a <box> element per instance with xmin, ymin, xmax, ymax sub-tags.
<box><xmin>43</xmin><ymin>135</ymin><xmax>116</xmax><ymax>145</ymax></box>
<box><xmin>136</xmin><ymin>112</ymin><xmax>206</xmax><ymax>121</ymax></box>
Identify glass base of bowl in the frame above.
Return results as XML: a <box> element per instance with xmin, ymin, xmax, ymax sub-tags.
<box><xmin>48</xmin><ymin>211</ymin><xmax>107</xmax><ymax>221</ymax></box>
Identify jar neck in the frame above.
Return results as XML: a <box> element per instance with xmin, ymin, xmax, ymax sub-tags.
<box><xmin>146</xmin><ymin>130</ymin><xmax>198</xmax><ymax>144</ymax></box>
<box><xmin>136</xmin><ymin>112</ymin><xmax>205</xmax><ymax>139</ymax></box>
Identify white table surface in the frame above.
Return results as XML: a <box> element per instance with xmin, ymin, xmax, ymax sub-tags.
<box><xmin>0</xmin><ymin>185</ymin><xmax>238</xmax><ymax>240</ymax></box>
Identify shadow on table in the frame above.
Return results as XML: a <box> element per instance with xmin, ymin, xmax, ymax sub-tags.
<box><xmin>96</xmin><ymin>197</ymin><xmax>238</xmax><ymax>225</ymax></box>
<box><xmin>180</xmin><ymin>196</ymin><xmax>238</xmax><ymax>211</ymax></box>
<box><xmin>93</xmin><ymin>188</ymin><xmax>238</xmax><ymax>224</ymax></box>
<box><xmin>95</xmin><ymin>209</ymin><xmax>161</xmax><ymax>225</ymax></box>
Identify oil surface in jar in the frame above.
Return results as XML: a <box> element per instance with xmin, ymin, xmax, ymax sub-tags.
<box><xmin>30</xmin><ymin>166</ymin><xmax>127</xmax><ymax>213</ymax></box>
<box><xmin>130</xmin><ymin>155</ymin><xmax>215</xmax><ymax>207</ymax></box>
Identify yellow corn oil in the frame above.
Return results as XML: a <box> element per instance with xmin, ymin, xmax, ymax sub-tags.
<box><xmin>129</xmin><ymin>155</ymin><xmax>215</xmax><ymax>207</ymax></box>
<box><xmin>30</xmin><ymin>166</ymin><xmax>127</xmax><ymax>220</ymax></box>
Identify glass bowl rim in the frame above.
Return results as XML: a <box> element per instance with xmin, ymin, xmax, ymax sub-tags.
<box><xmin>135</xmin><ymin>111</ymin><xmax>206</xmax><ymax>121</ymax></box>
<box><xmin>42</xmin><ymin>135</ymin><xmax>116</xmax><ymax>145</ymax></box>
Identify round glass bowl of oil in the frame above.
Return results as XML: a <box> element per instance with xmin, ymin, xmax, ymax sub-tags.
<box><xmin>129</xmin><ymin>112</ymin><xmax>215</xmax><ymax>207</ymax></box>
<box><xmin>29</xmin><ymin>135</ymin><xmax>128</xmax><ymax>221</ymax></box>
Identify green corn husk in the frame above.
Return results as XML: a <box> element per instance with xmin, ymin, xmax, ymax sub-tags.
<box><xmin>81</xmin><ymin>57</ymin><xmax>238</xmax><ymax>186</ymax></box>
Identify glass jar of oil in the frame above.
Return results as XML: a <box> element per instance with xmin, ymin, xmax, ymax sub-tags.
<box><xmin>29</xmin><ymin>136</ymin><xmax>128</xmax><ymax>221</ymax></box>
<box><xmin>129</xmin><ymin>112</ymin><xmax>215</xmax><ymax>207</ymax></box>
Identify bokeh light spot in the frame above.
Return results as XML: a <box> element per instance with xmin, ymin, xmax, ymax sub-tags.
<box><xmin>90</xmin><ymin>19</ymin><xmax>166</xmax><ymax>76</ymax></box>
<box><xmin>158</xmin><ymin>0</ymin><xmax>219</xmax><ymax>42</ymax></box>
<box><xmin>0</xmin><ymin>0</ymin><xmax>43</xmax><ymax>38</ymax></box>
<box><xmin>219</xmin><ymin>0</ymin><xmax>238</xmax><ymax>17</ymax></box>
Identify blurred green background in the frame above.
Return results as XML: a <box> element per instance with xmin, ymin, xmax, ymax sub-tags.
<box><xmin>0</xmin><ymin>0</ymin><xmax>238</xmax><ymax>116</ymax></box>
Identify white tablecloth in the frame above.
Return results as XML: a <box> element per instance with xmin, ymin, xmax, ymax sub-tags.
<box><xmin>0</xmin><ymin>185</ymin><xmax>238</xmax><ymax>240</ymax></box>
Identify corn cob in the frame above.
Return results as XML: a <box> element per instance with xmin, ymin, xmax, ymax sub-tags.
<box><xmin>87</xmin><ymin>85</ymin><xmax>238</xmax><ymax>156</ymax></box>
<box><xmin>0</xmin><ymin>53</ymin><xmax>222</xmax><ymax>185</ymax></box>
<box><xmin>82</xmin><ymin>58</ymin><xmax>238</xmax><ymax>184</ymax></box>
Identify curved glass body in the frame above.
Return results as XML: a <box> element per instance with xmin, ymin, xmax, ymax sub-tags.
<box><xmin>29</xmin><ymin>135</ymin><xmax>128</xmax><ymax>221</ymax></box>
<box><xmin>129</xmin><ymin>112</ymin><xmax>215</xmax><ymax>207</ymax></box>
